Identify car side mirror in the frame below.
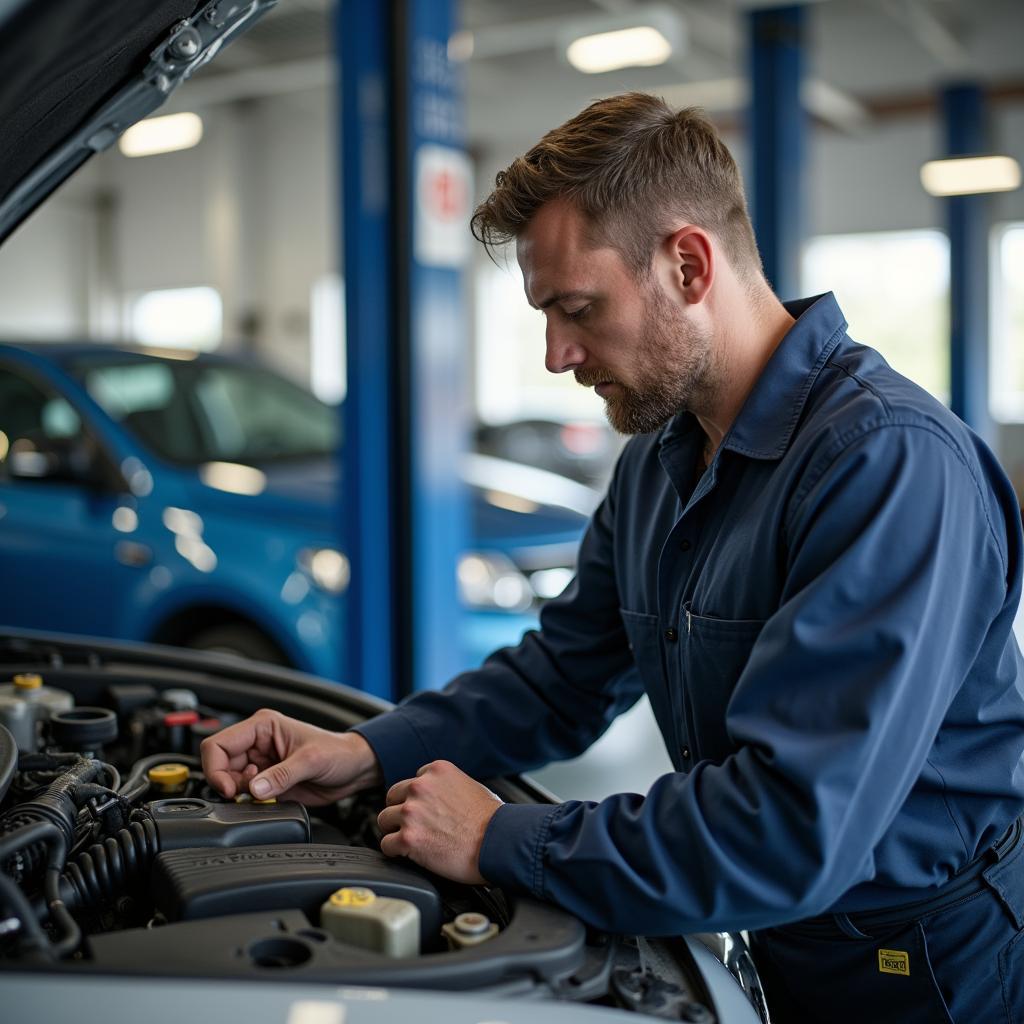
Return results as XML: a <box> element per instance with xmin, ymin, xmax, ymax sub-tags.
<box><xmin>7</xmin><ymin>434</ymin><xmax>120</xmax><ymax>490</ymax></box>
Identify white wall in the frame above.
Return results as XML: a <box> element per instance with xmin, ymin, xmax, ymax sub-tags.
<box><xmin>0</xmin><ymin>163</ymin><xmax>103</xmax><ymax>339</ymax></box>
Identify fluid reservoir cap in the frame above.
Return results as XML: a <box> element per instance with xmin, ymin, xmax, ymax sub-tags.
<box><xmin>330</xmin><ymin>886</ymin><xmax>376</xmax><ymax>907</ymax></box>
<box><xmin>148</xmin><ymin>763</ymin><xmax>190</xmax><ymax>788</ymax></box>
<box><xmin>13</xmin><ymin>673</ymin><xmax>43</xmax><ymax>690</ymax></box>
<box><xmin>453</xmin><ymin>912</ymin><xmax>491</xmax><ymax>936</ymax></box>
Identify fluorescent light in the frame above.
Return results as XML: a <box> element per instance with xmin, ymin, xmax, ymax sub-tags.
<box><xmin>119</xmin><ymin>112</ymin><xmax>204</xmax><ymax>158</ymax></box>
<box><xmin>560</xmin><ymin>4</ymin><xmax>685</xmax><ymax>75</ymax></box>
<box><xmin>567</xmin><ymin>26</ymin><xmax>672</xmax><ymax>73</ymax></box>
<box><xmin>920</xmin><ymin>155</ymin><xmax>1022</xmax><ymax>197</ymax></box>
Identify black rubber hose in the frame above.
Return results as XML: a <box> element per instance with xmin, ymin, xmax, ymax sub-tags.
<box><xmin>0</xmin><ymin>871</ymin><xmax>52</xmax><ymax>958</ymax></box>
<box><xmin>0</xmin><ymin>817</ymin><xmax>78</xmax><ymax>957</ymax></box>
<box><xmin>1</xmin><ymin>759</ymin><xmax>104</xmax><ymax>848</ymax></box>
<box><xmin>0</xmin><ymin>723</ymin><xmax>16</xmax><ymax>804</ymax></box>
<box><xmin>61</xmin><ymin>814</ymin><xmax>159</xmax><ymax>911</ymax></box>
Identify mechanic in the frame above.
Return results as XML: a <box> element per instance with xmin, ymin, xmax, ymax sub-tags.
<box><xmin>202</xmin><ymin>93</ymin><xmax>1024</xmax><ymax>1022</ymax></box>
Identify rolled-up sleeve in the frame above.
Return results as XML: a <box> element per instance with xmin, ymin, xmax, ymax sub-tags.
<box><xmin>479</xmin><ymin>422</ymin><xmax>1011</xmax><ymax>934</ymax></box>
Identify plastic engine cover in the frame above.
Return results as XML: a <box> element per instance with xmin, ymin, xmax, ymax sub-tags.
<box><xmin>152</xmin><ymin>844</ymin><xmax>443</xmax><ymax>943</ymax></box>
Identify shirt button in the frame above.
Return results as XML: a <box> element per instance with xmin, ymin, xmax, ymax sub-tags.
<box><xmin>664</xmin><ymin>627</ymin><xmax>678</xmax><ymax>642</ymax></box>
<box><xmin>681</xmin><ymin>747</ymin><xmax>691</xmax><ymax>760</ymax></box>
<box><xmin>679</xmin><ymin>539</ymin><xmax>692</xmax><ymax>551</ymax></box>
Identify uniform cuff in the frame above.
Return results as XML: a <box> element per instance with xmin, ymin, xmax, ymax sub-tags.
<box><xmin>350</xmin><ymin>711</ymin><xmax>435</xmax><ymax>788</ymax></box>
<box><xmin>479</xmin><ymin>801</ymin><xmax>560</xmax><ymax>897</ymax></box>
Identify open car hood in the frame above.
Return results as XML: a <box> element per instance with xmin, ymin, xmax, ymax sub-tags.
<box><xmin>0</xmin><ymin>627</ymin><xmax>769</xmax><ymax>1023</ymax></box>
<box><xmin>0</xmin><ymin>0</ymin><xmax>276</xmax><ymax>245</ymax></box>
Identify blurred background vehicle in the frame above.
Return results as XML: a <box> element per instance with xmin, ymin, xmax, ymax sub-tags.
<box><xmin>0</xmin><ymin>341</ymin><xmax>595</xmax><ymax>680</ymax></box>
<box><xmin>474</xmin><ymin>419</ymin><xmax>624</xmax><ymax>491</ymax></box>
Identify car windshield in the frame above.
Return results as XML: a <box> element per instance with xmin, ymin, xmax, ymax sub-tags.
<box><xmin>68</xmin><ymin>356</ymin><xmax>339</xmax><ymax>465</ymax></box>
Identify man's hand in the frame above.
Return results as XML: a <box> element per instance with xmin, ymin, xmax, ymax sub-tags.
<box><xmin>377</xmin><ymin>761</ymin><xmax>502</xmax><ymax>885</ymax></box>
<box><xmin>201</xmin><ymin>708</ymin><xmax>382</xmax><ymax>805</ymax></box>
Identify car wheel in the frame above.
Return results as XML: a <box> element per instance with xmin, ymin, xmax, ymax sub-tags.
<box><xmin>187</xmin><ymin>624</ymin><xmax>288</xmax><ymax>665</ymax></box>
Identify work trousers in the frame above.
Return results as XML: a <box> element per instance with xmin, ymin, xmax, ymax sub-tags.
<box><xmin>751</xmin><ymin>819</ymin><xmax>1024</xmax><ymax>1023</ymax></box>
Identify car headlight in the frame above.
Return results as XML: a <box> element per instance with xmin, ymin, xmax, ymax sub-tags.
<box><xmin>458</xmin><ymin>553</ymin><xmax>533</xmax><ymax>613</ymax></box>
<box><xmin>297</xmin><ymin>547</ymin><xmax>351</xmax><ymax>594</ymax></box>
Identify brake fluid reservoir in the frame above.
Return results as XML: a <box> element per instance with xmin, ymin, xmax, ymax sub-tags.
<box><xmin>0</xmin><ymin>674</ymin><xmax>74</xmax><ymax>752</ymax></box>
<box><xmin>319</xmin><ymin>886</ymin><xmax>420</xmax><ymax>958</ymax></box>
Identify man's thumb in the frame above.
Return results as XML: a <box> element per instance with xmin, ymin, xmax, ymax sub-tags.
<box><xmin>249</xmin><ymin>755</ymin><xmax>303</xmax><ymax>799</ymax></box>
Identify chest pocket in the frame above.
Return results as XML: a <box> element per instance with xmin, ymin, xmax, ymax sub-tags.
<box><xmin>619</xmin><ymin>608</ymin><xmax>679</xmax><ymax>754</ymax></box>
<box><xmin>683</xmin><ymin>606</ymin><xmax>766</xmax><ymax>764</ymax></box>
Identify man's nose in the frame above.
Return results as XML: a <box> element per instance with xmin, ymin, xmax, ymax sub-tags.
<box><xmin>545</xmin><ymin>322</ymin><xmax>587</xmax><ymax>374</ymax></box>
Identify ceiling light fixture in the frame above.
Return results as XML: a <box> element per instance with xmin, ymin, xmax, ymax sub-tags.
<box><xmin>560</xmin><ymin>4</ymin><xmax>685</xmax><ymax>75</ymax></box>
<box><xmin>119</xmin><ymin>112</ymin><xmax>204</xmax><ymax>158</ymax></box>
<box><xmin>920</xmin><ymin>154</ymin><xmax>1022</xmax><ymax>197</ymax></box>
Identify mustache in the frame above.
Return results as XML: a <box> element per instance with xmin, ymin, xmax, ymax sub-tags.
<box><xmin>574</xmin><ymin>368</ymin><xmax>619</xmax><ymax>388</ymax></box>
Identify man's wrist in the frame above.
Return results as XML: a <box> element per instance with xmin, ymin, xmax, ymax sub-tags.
<box><xmin>341</xmin><ymin>729</ymin><xmax>383</xmax><ymax>787</ymax></box>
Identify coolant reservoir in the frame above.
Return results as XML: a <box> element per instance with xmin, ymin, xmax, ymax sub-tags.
<box><xmin>0</xmin><ymin>673</ymin><xmax>74</xmax><ymax>752</ymax></box>
<box><xmin>319</xmin><ymin>886</ymin><xmax>420</xmax><ymax>957</ymax></box>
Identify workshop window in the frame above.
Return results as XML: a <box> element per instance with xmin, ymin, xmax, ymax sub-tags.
<box><xmin>990</xmin><ymin>222</ymin><xmax>1024</xmax><ymax>423</ymax></box>
<box><xmin>125</xmin><ymin>286</ymin><xmax>223</xmax><ymax>351</ymax></box>
<box><xmin>474</xmin><ymin>261</ymin><xmax>605</xmax><ymax>425</ymax></box>
<box><xmin>802</xmin><ymin>230</ymin><xmax>950</xmax><ymax>405</ymax></box>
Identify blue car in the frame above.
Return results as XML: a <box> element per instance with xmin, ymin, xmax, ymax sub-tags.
<box><xmin>0</xmin><ymin>342</ymin><xmax>595</xmax><ymax>684</ymax></box>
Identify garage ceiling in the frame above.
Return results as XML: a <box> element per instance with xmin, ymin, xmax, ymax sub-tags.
<box><xmin>178</xmin><ymin>0</ymin><xmax>1023</xmax><ymax>150</ymax></box>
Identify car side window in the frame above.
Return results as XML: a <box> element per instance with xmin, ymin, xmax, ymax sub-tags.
<box><xmin>0</xmin><ymin>362</ymin><xmax>83</xmax><ymax>483</ymax></box>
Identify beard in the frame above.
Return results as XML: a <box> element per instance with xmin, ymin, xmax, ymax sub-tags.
<box><xmin>575</xmin><ymin>283</ymin><xmax>715</xmax><ymax>435</ymax></box>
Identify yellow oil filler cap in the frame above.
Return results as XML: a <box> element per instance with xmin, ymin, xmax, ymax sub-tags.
<box><xmin>330</xmin><ymin>887</ymin><xmax>377</xmax><ymax>908</ymax></box>
<box><xmin>13</xmin><ymin>673</ymin><xmax>43</xmax><ymax>690</ymax></box>
<box><xmin>321</xmin><ymin>887</ymin><xmax>420</xmax><ymax>957</ymax></box>
<box><xmin>148</xmin><ymin>763</ymin><xmax>190</xmax><ymax>792</ymax></box>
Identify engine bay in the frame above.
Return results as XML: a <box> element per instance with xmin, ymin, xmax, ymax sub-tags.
<box><xmin>0</xmin><ymin>633</ymin><xmax>744</xmax><ymax>1021</ymax></box>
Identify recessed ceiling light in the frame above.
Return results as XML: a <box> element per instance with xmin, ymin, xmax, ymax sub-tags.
<box><xmin>560</xmin><ymin>4</ymin><xmax>685</xmax><ymax>75</ymax></box>
<box><xmin>119</xmin><ymin>112</ymin><xmax>204</xmax><ymax>158</ymax></box>
<box><xmin>567</xmin><ymin>26</ymin><xmax>673</xmax><ymax>74</ymax></box>
<box><xmin>920</xmin><ymin>155</ymin><xmax>1022</xmax><ymax>197</ymax></box>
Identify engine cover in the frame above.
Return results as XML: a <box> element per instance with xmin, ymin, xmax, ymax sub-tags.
<box><xmin>151</xmin><ymin>844</ymin><xmax>443</xmax><ymax>942</ymax></box>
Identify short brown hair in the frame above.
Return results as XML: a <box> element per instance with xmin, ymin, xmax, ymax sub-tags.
<box><xmin>471</xmin><ymin>92</ymin><xmax>762</xmax><ymax>281</ymax></box>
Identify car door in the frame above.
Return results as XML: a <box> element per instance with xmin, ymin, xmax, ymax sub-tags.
<box><xmin>0</xmin><ymin>358</ymin><xmax>140</xmax><ymax>636</ymax></box>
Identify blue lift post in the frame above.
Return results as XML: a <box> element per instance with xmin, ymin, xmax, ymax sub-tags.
<box><xmin>748</xmin><ymin>4</ymin><xmax>805</xmax><ymax>302</ymax></box>
<box><xmin>942</xmin><ymin>83</ymin><xmax>994</xmax><ymax>444</ymax></box>
<box><xmin>337</xmin><ymin>1</ymin><xmax>470</xmax><ymax>699</ymax></box>
<box><xmin>337</xmin><ymin>1</ymin><xmax>396</xmax><ymax>700</ymax></box>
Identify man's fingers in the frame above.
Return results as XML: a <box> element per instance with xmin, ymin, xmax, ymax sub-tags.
<box><xmin>379</xmin><ymin>831</ymin><xmax>407</xmax><ymax>859</ymax></box>
<box><xmin>386</xmin><ymin>778</ymin><xmax>414</xmax><ymax>806</ymax></box>
<box><xmin>377</xmin><ymin>805</ymin><xmax>401</xmax><ymax>834</ymax></box>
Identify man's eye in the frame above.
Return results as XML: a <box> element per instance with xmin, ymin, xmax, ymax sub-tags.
<box><xmin>565</xmin><ymin>305</ymin><xmax>591</xmax><ymax>321</ymax></box>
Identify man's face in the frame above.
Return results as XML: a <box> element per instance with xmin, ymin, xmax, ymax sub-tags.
<box><xmin>516</xmin><ymin>200</ymin><xmax>714</xmax><ymax>435</ymax></box>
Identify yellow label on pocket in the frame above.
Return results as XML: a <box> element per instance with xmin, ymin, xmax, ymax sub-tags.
<box><xmin>878</xmin><ymin>949</ymin><xmax>910</xmax><ymax>976</ymax></box>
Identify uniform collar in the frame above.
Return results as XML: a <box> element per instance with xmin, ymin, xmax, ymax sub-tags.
<box><xmin>659</xmin><ymin>292</ymin><xmax>848</xmax><ymax>460</ymax></box>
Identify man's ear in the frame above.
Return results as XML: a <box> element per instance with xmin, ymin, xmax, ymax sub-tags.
<box><xmin>661</xmin><ymin>226</ymin><xmax>714</xmax><ymax>304</ymax></box>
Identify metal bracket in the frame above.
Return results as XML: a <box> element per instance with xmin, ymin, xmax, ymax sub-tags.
<box><xmin>0</xmin><ymin>0</ymin><xmax>278</xmax><ymax>243</ymax></box>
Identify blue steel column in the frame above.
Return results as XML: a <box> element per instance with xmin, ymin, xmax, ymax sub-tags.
<box><xmin>748</xmin><ymin>5</ymin><xmax>805</xmax><ymax>301</ymax></box>
<box><xmin>337</xmin><ymin>2</ymin><xmax>396</xmax><ymax>700</ymax></box>
<box><xmin>942</xmin><ymin>84</ymin><xmax>993</xmax><ymax>442</ymax></box>
<box><xmin>337</xmin><ymin>1</ymin><xmax>469</xmax><ymax>698</ymax></box>
<box><xmin>399</xmin><ymin>0</ymin><xmax>471</xmax><ymax>692</ymax></box>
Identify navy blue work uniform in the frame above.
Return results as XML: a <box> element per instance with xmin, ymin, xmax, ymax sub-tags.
<box><xmin>356</xmin><ymin>293</ymin><xmax>1024</xmax><ymax>1021</ymax></box>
